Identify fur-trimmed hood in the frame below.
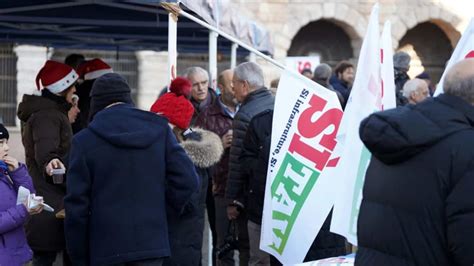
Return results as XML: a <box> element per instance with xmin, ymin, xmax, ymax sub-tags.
<box><xmin>181</xmin><ymin>128</ymin><xmax>224</xmax><ymax>168</ymax></box>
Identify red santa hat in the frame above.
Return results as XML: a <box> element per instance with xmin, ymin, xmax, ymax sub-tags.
<box><xmin>35</xmin><ymin>60</ymin><xmax>78</xmax><ymax>94</ymax></box>
<box><xmin>150</xmin><ymin>78</ymin><xmax>195</xmax><ymax>130</ymax></box>
<box><xmin>77</xmin><ymin>58</ymin><xmax>113</xmax><ymax>80</ymax></box>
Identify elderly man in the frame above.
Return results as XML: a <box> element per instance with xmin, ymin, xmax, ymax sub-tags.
<box><xmin>195</xmin><ymin>69</ymin><xmax>238</xmax><ymax>266</ymax></box>
<box><xmin>402</xmin><ymin>78</ymin><xmax>430</xmax><ymax>104</ymax></box>
<box><xmin>356</xmin><ymin>58</ymin><xmax>474</xmax><ymax>265</ymax></box>
<box><xmin>182</xmin><ymin>66</ymin><xmax>218</xmax><ymax>124</ymax></box>
<box><xmin>226</xmin><ymin>62</ymin><xmax>274</xmax><ymax>266</ymax></box>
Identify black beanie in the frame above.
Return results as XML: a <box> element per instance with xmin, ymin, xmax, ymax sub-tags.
<box><xmin>89</xmin><ymin>73</ymin><xmax>134</xmax><ymax>119</ymax></box>
<box><xmin>0</xmin><ymin>124</ymin><xmax>9</xmax><ymax>140</ymax></box>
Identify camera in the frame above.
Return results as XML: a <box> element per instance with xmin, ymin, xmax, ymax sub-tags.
<box><xmin>215</xmin><ymin>221</ymin><xmax>239</xmax><ymax>259</ymax></box>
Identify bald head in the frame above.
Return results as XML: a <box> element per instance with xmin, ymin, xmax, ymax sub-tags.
<box><xmin>218</xmin><ymin>69</ymin><xmax>236</xmax><ymax>107</ymax></box>
<box><xmin>444</xmin><ymin>58</ymin><xmax>474</xmax><ymax>104</ymax></box>
<box><xmin>218</xmin><ymin>69</ymin><xmax>233</xmax><ymax>87</ymax></box>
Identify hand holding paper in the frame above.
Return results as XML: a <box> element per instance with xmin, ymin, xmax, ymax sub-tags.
<box><xmin>17</xmin><ymin>186</ymin><xmax>54</xmax><ymax>213</ymax></box>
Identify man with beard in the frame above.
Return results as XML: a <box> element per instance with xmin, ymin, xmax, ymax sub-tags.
<box><xmin>195</xmin><ymin>69</ymin><xmax>239</xmax><ymax>265</ymax></box>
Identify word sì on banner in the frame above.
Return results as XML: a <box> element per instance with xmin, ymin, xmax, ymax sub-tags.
<box><xmin>329</xmin><ymin>3</ymin><xmax>396</xmax><ymax>245</ymax></box>
<box><xmin>260</xmin><ymin>69</ymin><xmax>343</xmax><ymax>264</ymax></box>
<box><xmin>434</xmin><ymin>18</ymin><xmax>474</xmax><ymax>96</ymax></box>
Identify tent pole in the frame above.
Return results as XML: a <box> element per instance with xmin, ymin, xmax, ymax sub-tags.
<box><xmin>230</xmin><ymin>43</ymin><xmax>238</xmax><ymax>69</ymax></box>
<box><xmin>209</xmin><ymin>31</ymin><xmax>218</xmax><ymax>90</ymax></box>
<box><xmin>168</xmin><ymin>12</ymin><xmax>178</xmax><ymax>87</ymax></box>
<box><xmin>249</xmin><ymin>52</ymin><xmax>257</xmax><ymax>63</ymax></box>
<box><xmin>179</xmin><ymin>9</ymin><xmax>285</xmax><ymax>70</ymax></box>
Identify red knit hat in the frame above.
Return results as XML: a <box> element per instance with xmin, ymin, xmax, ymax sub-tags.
<box><xmin>169</xmin><ymin>77</ymin><xmax>192</xmax><ymax>98</ymax></box>
<box><xmin>36</xmin><ymin>60</ymin><xmax>78</xmax><ymax>94</ymax></box>
<box><xmin>77</xmin><ymin>58</ymin><xmax>113</xmax><ymax>80</ymax></box>
<box><xmin>150</xmin><ymin>78</ymin><xmax>195</xmax><ymax>130</ymax></box>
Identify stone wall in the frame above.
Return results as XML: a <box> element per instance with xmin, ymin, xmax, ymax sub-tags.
<box><xmin>232</xmin><ymin>0</ymin><xmax>473</xmax><ymax>83</ymax></box>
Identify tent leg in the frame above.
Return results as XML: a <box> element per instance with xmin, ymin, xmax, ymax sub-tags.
<box><xmin>168</xmin><ymin>13</ymin><xmax>177</xmax><ymax>87</ymax></box>
<box><xmin>231</xmin><ymin>43</ymin><xmax>238</xmax><ymax>69</ymax></box>
<box><xmin>209</xmin><ymin>31</ymin><xmax>218</xmax><ymax>90</ymax></box>
<box><xmin>249</xmin><ymin>52</ymin><xmax>256</xmax><ymax>63</ymax></box>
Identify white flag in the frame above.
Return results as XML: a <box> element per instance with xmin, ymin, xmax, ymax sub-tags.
<box><xmin>329</xmin><ymin>4</ymin><xmax>395</xmax><ymax>245</ymax></box>
<box><xmin>381</xmin><ymin>21</ymin><xmax>397</xmax><ymax>110</ymax></box>
<box><xmin>260</xmin><ymin>69</ymin><xmax>343</xmax><ymax>264</ymax></box>
<box><xmin>434</xmin><ymin>18</ymin><xmax>474</xmax><ymax>96</ymax></box>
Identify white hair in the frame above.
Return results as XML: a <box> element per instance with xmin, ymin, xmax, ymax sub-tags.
<box><xmin>182</xmin><ymin>66</ymin><xmax>209</xmax><ymax>81</ymax></box>
<box><xmin>234</xmin><ymin>62</ymin><xmax>265</xmax><ymax>90</ymax></box>
<box><xmin>402</xmin><ymin>79</ymin><xmax>426</xmax><ymax>98</ymax></box>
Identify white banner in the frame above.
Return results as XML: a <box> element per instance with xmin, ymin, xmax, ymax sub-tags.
<box><xmin>261</xmin><ymin>69</ymin><xmax>343</xmax><ymax>264</ymax></box>
<box><xmin>434</xmin><ymin>18</ymin><xmax>474</xmax><ymax>96</ymax></box>
<box><xmin>329</xmin><ymin>4</ymin><xmax>395</xmax><ymax>245</ymax></box>
<box><xmin>285</xmin><ymin>56</ymin><xmax>321</xmax><ymax>74</ymax></box>
<box><xmin>294</xmin><ymin>254</ymin><xmax>355</xmax><ymax>266</ymax></box>
<box><xmin>381</xmin><ymin>21</ymin><xmax>397</xmax><ymax>110</ymax></box>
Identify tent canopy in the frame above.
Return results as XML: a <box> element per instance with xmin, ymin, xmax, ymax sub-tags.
<box><xmin>0</xmin><ymin>0</ymin><xmax>273</xmax><ymax>55</ymax></box>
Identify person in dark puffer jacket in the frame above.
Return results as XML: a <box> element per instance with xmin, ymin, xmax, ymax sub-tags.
<box><xmin>356</xmin><ymin>58</ymin><xmax>474</xmax><ymax>266</ymax></box>
<box><xmin>225</xmin><ymin>62</ymin><xmax>274</xmax><ymax>266</ymax></box>
<box><xmin>242</xmin><ymin>110</ymin><xmax>346</xmax><ymax>266</ymax></box>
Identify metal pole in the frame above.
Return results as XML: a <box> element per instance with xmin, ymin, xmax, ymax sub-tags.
<box><xmin>249</xmin><ymin>52</ymin><xmax>256</xmax><ymax>63</ymax></box>
<box><xmin>179</xmin><ymin>9</ymin><xmax>285</xmax><ymax>70</ymax></box>
<box><xmin>168</xmin><ymin>13</ymin><xmax>177</xmax><ymax>87</ymax></box>
<box><xmin>231</xmin><ymin>43</ymin><xmax>238</xmax><ymax>68</ymax></box>
<box><xmin>209</xmin><ymin>31</ymin><xmax>218</xmax><ymax>90</ymax></box>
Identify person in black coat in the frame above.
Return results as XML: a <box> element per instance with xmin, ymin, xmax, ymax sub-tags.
<box><xmin>242</xmin><ymin>110</ymin><xmax>346</xmax><ymax>266</ymax></box>
<box><xmin>240</xmin><ymin>109</ymin><xmax>273</xmax><ymax>265</ymax></box>
<box><xmin>225</xmin><ymin>62</ymin><xmax>274</xmax><ymax>266</ymax></box>
<box><xmin>64</xmin><ymin>73</ymin><xmax>200</xmax><ymax>266</ymax></box>
<box><xmin>394</xmin><ymin>51</ymin><xmax>411</xmax><ymax>106</ymax></box>
<box><xmin>150</xmin><ymin>77</ymin><xmax>224</xmax><ymax>266</ymax></box>
<box><xmin>356</xmin><ymin>58</ymin><xmax>474</xmax><ymax>266</ymax></box>
<box><xmin>72</xmin><ymin>58</ymin><xmax>113</xmax><ymax>134</ymax></box>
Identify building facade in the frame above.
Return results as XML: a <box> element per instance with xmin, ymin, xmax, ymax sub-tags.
<box><xmin>233</xmin><ymin>0</ymin><xmax>472</xmax><ymax>84</ymax></box>
<box><xmin>0</xmin><ymin>0</ymin><xmax>472</xmax><ymax>128</ymax></box>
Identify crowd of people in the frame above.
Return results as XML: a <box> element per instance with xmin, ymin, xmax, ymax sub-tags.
<box><xmin>0</xmin><ymin>48</ymin><xmax>473</xmax><ymax>266</ymax></box>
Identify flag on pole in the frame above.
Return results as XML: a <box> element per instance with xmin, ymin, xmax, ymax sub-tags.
<box><xmin>434</xmin><ymin>18</ymin><xmax>474</xmax><ymax>96</ymax></box>
<box><xmin>260</xmin><ymin>69</ymin><xmax>343</xmax><ymax>264</ymax></box>
<box><xmin>329</xmin><ymin>4</ymin><xmax>396</xmax><ymax>245</ymax></box>
<box><xmin>381</xmin><ymin>21</ymin><xmax>397</xmax><ymax>110</ymax></box>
